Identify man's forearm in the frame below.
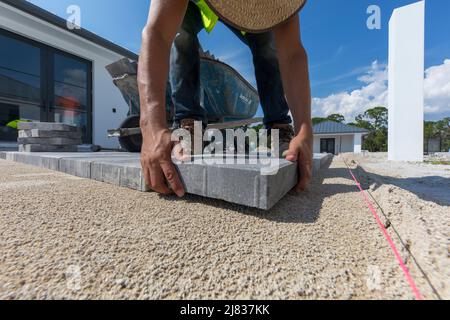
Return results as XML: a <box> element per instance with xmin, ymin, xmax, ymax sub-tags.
<box><xmin>138</xmin><ymin>28</ymin><xmax>171</xmax><ymax>129</ymax></box>
<box><xmin>279</xmin><ymin>46</ymin><xmax>312</xmax><ymax>133</ymax></box>
<box><xmin>274</xmin><ymin>16</ymin><xmax>312</xmax><ymax>134</ymax></box>
<box><xmin>138</xmin><ymin>0</ymin><xmax>188</xmax><ymax>130</ymax></box>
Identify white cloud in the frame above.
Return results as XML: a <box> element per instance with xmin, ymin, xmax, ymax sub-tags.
<box><xmin>312</xmin><ymin>59</ymin><xmax>450</xmax><ymax>121</ymax></box>
<box><xmin>424</xmin><ymin>59</ymin><xmax>450</xmax><ymax>116</ymax></box>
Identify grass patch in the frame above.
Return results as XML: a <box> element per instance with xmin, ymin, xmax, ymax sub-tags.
<box><xmin>425</xmin><ymin>160</ymin><xmax>450</xmax><ymax>165</ymax></box>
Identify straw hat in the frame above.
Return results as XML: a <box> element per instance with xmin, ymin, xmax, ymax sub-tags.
<box><xmin>204</xmin><ymin>0</ymin><xmax>307</xmax><ymax>33</ymax></box>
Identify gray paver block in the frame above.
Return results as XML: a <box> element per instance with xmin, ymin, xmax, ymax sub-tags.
<box><xmin>59</xmin><ymin>158</ymin><xmax>92</xmax><ymax>178</ymax></box>
<box><xmin>121</xmin><ymin>165</ymin><xmax>147</xmax><ymax>192</ymax></box>
<box><xmin>176</xmin><ymin>156</ymin><xmax>298</xmax><ymax>209</ymax></box>
<box><xmin>1</xmin><ymin>151</ymin><xmax>59</xmax><ymax>170</ymax></box>
<box><xmin>19</xmin><ymin>145</ymin><xmax>78</xmax><ymax>152</ymax></box>
<box><xmin>18</xmin><ymin>122</ymin><xmax>81</xmax><ymax>132</ymax></box>
<box><xmin>266</xmin><ymin>163</ymin><xmax>298</xmax><ymax>209</ymax></box>
<box><xmin>18</xmin><ymin>138</ymin><xmax>82</xmax><ymax>146</ymax></box>
<box><xmin>19</xmin><ymin>130</ymin><xmax>82</xmax><ymax>139</ymax></box>
<box><xmin>91</xmin><ymin>160</ymin><xmax>146</xmax><ymax>192</ymax></box>
<box><xmin>58</xmin><ymin>155</ymin><xmax>138</xmax><ymax>179</ymax></box>
<box><xmin>0</xmin><ymin>152</ymin><xmax>333</xmax><ymax>210</ymax></box>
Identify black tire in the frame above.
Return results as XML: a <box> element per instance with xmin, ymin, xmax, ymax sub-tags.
<box><xmin>118</xmin><ymin>115</ymin><xmax>142</xmax><ymax>152</ymax></box>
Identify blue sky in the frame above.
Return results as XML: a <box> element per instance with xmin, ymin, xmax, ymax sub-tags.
<box><xmin>28</xmin><ymin>0</ymin><xmax>450</xmax><ymax>121</ymax></box>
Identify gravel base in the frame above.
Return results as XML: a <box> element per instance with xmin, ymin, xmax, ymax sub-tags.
<box><xmin>0</xmin><ymin>158</ymin><xmax>440</xmax><ymax>299</ymax></box>
<box><xmin>344</xmin><ymin>153</ymin><xmax>449</xmax><ymax>299</ymax></box>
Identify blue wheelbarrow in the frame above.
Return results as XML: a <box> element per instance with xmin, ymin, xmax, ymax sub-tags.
<box><xmin>106</xmin><ymin>51</ymin><xmax>261</xmax><ymax>152</ymax></box>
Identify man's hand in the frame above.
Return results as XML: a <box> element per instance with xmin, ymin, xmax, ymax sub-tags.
<box><xmin>140</xmin><ymin>122</ymin><xmax>185</xmax><ymax>197</ymax></box>
<box><xmin>285</xmin><ymin>124</ymin><xmax>313</xmax><ymax>192</ymax></box>
<box><xmin>138</xmin><ymin>0</ymin><xmax>188</xmax><ymax>197</ymax></box>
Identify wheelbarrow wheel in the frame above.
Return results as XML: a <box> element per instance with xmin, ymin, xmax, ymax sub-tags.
<box><xmin>118</xmin><ymin>115</ymin><xmax>142</xmax><ymax>152</ymax></box>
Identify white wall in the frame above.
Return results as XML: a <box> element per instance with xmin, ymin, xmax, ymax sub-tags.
<box><xmin>341</xmin><ymin>135</ymin><xmax>354</xmax><ymax>153</ymax></box>
<box><xmin>354</xmin><ymin>133</ymin><xmax>363</xmax><ymax>153</ymax></box>
<box><xmin>388</xmin><ymin>1</ymin><xmax>425</xmax><ymax>162</ymax></box>
<box><xmin>0</xmin><ymin>2</ymin><xmax>131</xmax><ymax>148</ymax></box>
<box><xmin>313</xmin><ymin>134</ymin><xmax>356</xmax><ymax>154</ymax></box>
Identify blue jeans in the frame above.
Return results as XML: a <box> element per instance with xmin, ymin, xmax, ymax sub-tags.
<box><xmin>170</xmin><ymin>2</ymin><xmax>292</xmax><ymax>127</ymax></box>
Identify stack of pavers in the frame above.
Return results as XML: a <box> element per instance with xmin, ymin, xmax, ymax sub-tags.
<box><xmin>17</xmin><ymin>122</ymin><xmax>82</xmax><ymax>152</ymax></box>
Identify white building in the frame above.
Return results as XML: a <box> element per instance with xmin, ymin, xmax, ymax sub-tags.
<box><xmin>313</xmin><ymin>121</ymin><xmax>368</xmax><ymax>154</ymax></box>
<box><xmin>0</xmin><ymin>0</ymin><xmax>137</xmax><ymax>148</ymax></box>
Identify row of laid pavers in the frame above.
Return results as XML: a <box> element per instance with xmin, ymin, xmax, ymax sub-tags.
<box><xmin>0</xmin><ymin>151</ymin><xmax>332</xmax><ymax>210</ymax></box>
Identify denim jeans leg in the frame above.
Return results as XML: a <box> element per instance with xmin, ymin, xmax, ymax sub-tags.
<box><xmin>170</xmin><ymin>2</ymin><xmax>207</xmax><ymax>125</ymax></box>
<box><xmin>227</xmin><ymin>27</ymin><xmax>292</xmax><ymax>127</ymax></box>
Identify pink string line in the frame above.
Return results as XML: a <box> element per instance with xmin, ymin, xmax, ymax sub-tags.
<box><xmin>347</xmin><ymin>167</ymin><xmax>423</xmax><ymax>300</ymax></box>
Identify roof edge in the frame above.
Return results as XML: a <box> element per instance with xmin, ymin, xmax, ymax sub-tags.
<box><xmin>0</xmin><ymin>0</ymin><xmax>139</xmax><ymax>60</ymax></box>
<box><xmin>314</xmin><ymin>131</ymin><xmax>369</xmax><ymax>135</ymax></box>
<box><xmin>313</xmin><ymin>121</ymin><xmax>370</xmax><ymax>134</ymax></box>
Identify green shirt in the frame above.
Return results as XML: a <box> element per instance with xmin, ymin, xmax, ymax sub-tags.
<box><xmin>192</xmin><ymin>0</ymin><xmax>246</xmax><ymax>35</ymax></box>
<box><xmin>193</xmin><ymin>0</ymin><xmax>219</xmax><ymax>33</ymax></box>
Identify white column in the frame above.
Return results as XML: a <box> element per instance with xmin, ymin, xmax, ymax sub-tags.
<box><xmin>388</xmin><ymin>1</ymin><xmax>425</xmax><ymax>162</ymax></box>
<box><xmin>354</xmin><ymin>133</ymin><xmax>363</xmax><ymax>154</ymax></box>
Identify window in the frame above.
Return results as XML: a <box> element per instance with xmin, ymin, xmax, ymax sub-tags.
<box><xmin>0</xmin><ymin>32</ymin><xmax>43</xmax><ymax>141</ymax></box>
<box><xmin>51</xmin><ymin>53</ymin><xmax>91</xmax><ymax>142</ymax></box>
<box><xmin>0</xmin><ymin>29</ymin><xmax>92</xmax><ymax>143</ymax></box>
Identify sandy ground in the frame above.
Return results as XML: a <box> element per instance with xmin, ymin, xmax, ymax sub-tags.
<box><xmin>0</xmin><ymin>156</ymin><xmax>447</xmax><ymax>300</ymax></box>
<box><xmin>349</xmin><ymin>152</ymin><xmax>450</xmax><ymax>206</ymax></box>
<box><xmin>344</xmin><ymin>153</ymin><xmax>449</xmax><ymax>300</ymax></box>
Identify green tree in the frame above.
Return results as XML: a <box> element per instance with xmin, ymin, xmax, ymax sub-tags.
<box><xmin>355</xmin><ymin>106</ymin><xmax>388</xmax><ymax>131</ymax></box>
<box><xmin>352</xmin><ymin>107</ymin><xmax>449</xmax><ymax>153</ymax></box>
<box><xmin>424</xmin><ymin>117</ymin><xmax>450</xmax><ymax>152</ymax></box>
<box><xmin>312</xmin><ymin>114</ymin><xmax>346</xmax><ymax>126</ymax></box>
<box><xmin>436</xmin><ymin>117</ymin><xmax>450</xmax><ymax>151</ymax></box>
<box><xmin>354</xmin><ymin>106</ymin><xmax>388</xmax><ymax>152</ymax></box>
<box><xmin>312</xmin><ymin>117</ymin><xmax>327</xmax><ymax>125</ymax></box>
<box><xmin>327</xmin><ymin>114</ymin><xmax>345</xmax><ymax>123</ymax></box>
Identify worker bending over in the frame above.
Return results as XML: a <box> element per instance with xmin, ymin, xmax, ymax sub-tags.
<box><xmin>138</xmin><ymin>0</ymin><xmax>313</xmax><ymax>197</ymax></box>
